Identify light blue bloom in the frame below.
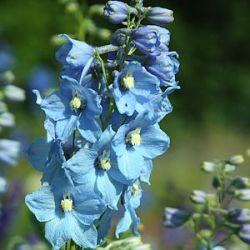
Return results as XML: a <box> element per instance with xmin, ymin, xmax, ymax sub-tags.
<box><xmin>0</xmin><ymin>139</ymin><xmax>21</xmax><ymax>166</ymax></box>
<box><xmin>145</xmin><ymin>51</ymin><xmax>179</xmax><ymax>87</ymax></box>
<box><xmin>65</xmin><ymin>126</ymin><xmax>123</xmax><ymax>209</ymax></box>
<box><xmin>111</xmin><ymin>113</ymin><xmax>170</xmax><ymax>184</ymax></box>
<box><xmin>147</xmin><ymin>7</ymin><xmax>174</xmax><ymax>26</ymax></box>
<box><xmin>25</xmin><ymin>184</ymin><xmax>106</xmax><ymax>250</ymax></box>
<box><xmin>112</xmin><ymin>62</ymin><xmax>160</xmax><ymax>116</ymax></box>
<box><xmin>116</xmin><ymin>181</ymin><xmax>142</xmax><ymax>237</ymax></box>
<box><xmin>40</xmin><ymin>76</ymin><xmax>102</xmax><ymax>142</ymax></box>
<box><xmin>56</xmin><ymin>34</ymin><xmax>95</xmax><ymax>82</ymax></box>
<box><xmin>104</xmin><ymin>1</ymin><xmax>129</xmax><ymax>24</ymax></box>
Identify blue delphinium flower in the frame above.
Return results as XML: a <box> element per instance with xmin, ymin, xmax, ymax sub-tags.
<box><xmin>56</xmin><ymin>34</ymin><xmax>95</xmax><ymax>82</ymax></box>
<box><xmin>40</xmin><ymin>76</ymin><xmax>102</xmax><ymax>142</ymax></box>
<box><xmin>145</xmin><ymin>51</ymin><xmax>180</xmax><ymax>87</ymax></box>
<box><xmin>116</xmin><ymin>181</ymin><xmax>142</xmax><ymax>237</ymax></box>
<box><xmin>111</xmin><ymin>113</ymin><xmax>170</xmax><ymax>184</ymax></box>
<box><xmin>164</xmin><ymin>208</ymin><xmax>191</xmax><ymax>228</ymax></box>
<box><xmin>65</xmin><ymin>126</ymin><xmax>123</xmax><ymax>209</ymax></box>
<box><xmin>112</xmin><ymin>62</ymin><xmax>161</xmax><ymax>116</ymax></box>
<box><xmin>104</xmin><ymin>1</ymin><xmax>129</xmax><ymax>24</ymax></box>
<box><xmin>25</xmin><ymin>0</ymin><xmax>180</xmax><ymax>247</ymax></box>
<box><xmin>25</xmin><ymin>184</ymin><xmax>106</xmax><ymax>250</ymax></box>
<box><xmin>147</xmin><ymin>7</ymin><xmax>174</xmax><ymax>26</ymax></box>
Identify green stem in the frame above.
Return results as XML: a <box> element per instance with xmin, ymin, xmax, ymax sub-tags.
<box><xmin>72</xmin><ymin>130</ymin><xmax>76</xmax><ymax>155</ymax></box>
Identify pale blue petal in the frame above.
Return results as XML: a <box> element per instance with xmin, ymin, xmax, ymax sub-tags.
<box><xmin>97</xmin><ymin>171</ymin><xmax>122</xmax><ymax>209</ymax></box>
<box><xmin>25</xmin><ymin>186</ymin><xmax>56</xmax><ymax>222</ymax></box>
<box><xmin>78</xmin><ymin>114</ymin><xmax>102</xmax><ymax>143</ymax></box>
<box><xmin>55</xmin><ymin>115</ymin><xmax>78</xmax><ymax>140</ymax></box>
<box><xmin>115</xmin><ymin>210</ymin><xmax>132</xmax><ymax>238</ymax></box>
<box><xmin>136</xmin><ymin>125</ymin><xmax>170</xmax><ymax>159</ymax></box>
<box><xmin>140</xmin><ymin>159</ymin><xmax>153</xmax><ymax>184</ymax></box>
<box><xmin>25</xmin><ymin>137</ymin><xmax>50</xmax><ymax>172</ymax></box>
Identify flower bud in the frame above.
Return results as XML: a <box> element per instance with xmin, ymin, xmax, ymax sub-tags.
<box><xmin>190</xmin><ymin>190</ymin><xmax>207</xmax><ymax>204</ymax></box>
<box><xmin>235</xmin><ymin>189</ymin><xmax>250</xmax><ymax>201</ymax></box>
<box><xmin>224</xmin><ymin>163</ymin><xmax>236</xmax><ymax>173</ymax></box>
<box><xmin>147</xmin><ymin>7</ymin><xmax>174</xmax><ymax>26</ymax></box>
<box><xmin>132</xmin><ymin>27</ymin><xmax>160</xmax><ymax>55</ymax></box>
<box><xmin>0</xmin><ymin>112</ymin><xmax>15</xmax><ymax>127</ymax></box>
<box><xmin>227</xmin><ymin>208</ymin><xmax>250</xmax><ymax>224</ymax></box>
<box><xmin>232</xmin><ymin>177</ymin><xmax>250</xmax><ymax>189</ymax></box>
<box><xmin>163</xmin><ymin>207</ymin><xmax>191</xmax><ymax>228</ymax></box>
<box><xmin>97</xmin><ymin>237</ymin><xmax>151</xmax><ymax>250</ymax></box>
<box><xmin>104</xmin><ymin>1</ymin><xmax>129</xmax><ymax>24</ymax></box>
<box><xmin>66</xmin><ymin>2</ymin><xmax>79</xmax><ymax>13</ymax></box>
<box><xmin>228</xmin><ymin>155</ymin><xmax>244</xmax><ymax>165</ymax></box>
<box><xmin>201</xmin><ymin>161</ymin><xmax>216</xmax><ymax>173</ymax></box>
<box><xmin>238</xmin><ymin>224</ymin><xmax>250</xmax><ymax>244</ymax></box>
<box><xmin>4</xmin><ymin>85</ymin><xmax>25</xmax><ymax>102</ymax></box>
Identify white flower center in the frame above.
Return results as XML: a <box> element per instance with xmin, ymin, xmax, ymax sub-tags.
<box><xmin>70</xmin><ymin>96</ymin><xmax>82</xmax><ymax>111</ymax></box>
<box><xmin>126</xmin><ymin>128</ymin><xmax>141</xmax><ymax>147</ymax></box>
<box><xmin>98</xmin><ymin>150</ymin><xmax>111</xmax><ymax>171</ymax></box>
<box><xmin>121</xmin><ymin>73</ymin><xmax>135</xmax><ymax>90</ymax></box>
<box><xmin>61</xmin><ymin>197</ymin><xmax>73</xmax><ymax>212</ymax></box>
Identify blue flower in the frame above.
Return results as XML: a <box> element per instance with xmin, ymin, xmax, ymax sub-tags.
<box><xmin>25</xmin><ymin>184</ymin><xmax>106</xmax><ymax>250</ymax></box>
<box><xmin>0</xmin><ymin>139</ymin><xmax>21</xmax><ymax>166</ymax></box>
<box><xmin>56</xmin><ymin>34</ymin><xmax>95</xmax><ymax>82</ymax></box>
<box><xmin>238</xmin><ymin>224</ymin><xmax>250</xmax><ymax>245</ymax></box>
<box><xmin>132</xmin><ymin>27</ymin><xmax>160</xmax><ymax>55</ymax></box>
<box><xmin>147</xmin><ymin>7</ymin><xmax>174</xmax><ymax>26</ymax></box>
<box><xmin>145</xmin><ymin>51</ymin><xmax>180</xmax><ymax>87</ymax></box>
<box><xmin>110</xmin><ymin>113</ymin><xmax>170</xmax><ymax>184</ymax></box>
<box><xmin>40</xmin><ymin>76</ymin><xmax>102</xmax><ymax>142</ymax></box>
<box><xmin>104</xmin><ymin>1</ymin><xmax>129</xmax><ymax>24</ymax></box>
<box><xmin>112</xmin><ymin>62</ymin><xmax>160</xmax><ymax>116</ymax></box>
<box><xmin>65</xmin><ymin>126</ymin><xmax>123</xmax><ymax>210</ymax></box>
<box><xmin>116</xmin><ymin>181</ymin><xmax>142</xmax><ymax>237</ymax></box>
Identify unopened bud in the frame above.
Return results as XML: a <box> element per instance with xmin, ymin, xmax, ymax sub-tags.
<box><xmin>229</xmin><ymin>155</ymin><xmax>244</xmax><ymax>165</ymax></box>
<box><xmin>224</xmin><ymin>164</ymin><xmax>236</xmax><ymax>173</ymax></box>
<box><xmin>232</xmin><ymin>177</ymin><xmax>250</xmax><ymax>189</ymax></box>
<box><xmin>227</xmin><ymin>208</ymin><xmax>250</xmax><ymax>224</ymax></box>
<box><xmin>201</xmin><ymin>161</ymin><xmax>216</xmax><ymax>173</ymax></box>
<box><xmin>235</xmin><ymin>189</ymin><xmax>250</xmax><ymax>201</ymax></box>
<box><xmin>190</xmin><ymin>190</ymin><xmax>207</xmax><ymax>204</ymax></box>
<box><xmin>163</xmin><ymin>207</ymin><xmax>191</xmax><ymax>228</ymax></box>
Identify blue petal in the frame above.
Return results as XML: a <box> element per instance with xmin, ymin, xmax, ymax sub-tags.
<box><xmin>25</xmin><ymin>137</ymin><xmax>50</xmax><ymax>172</ymax></box>
<box><xmin>55</xmin><ymin>115</ymin><xmax>78</xmax><ymax>140</ymax></box>
<box><xmin>97</xmin><ymin>171</ymin><xmax>123</xmax><ymax>209</ymax></box>
<box><xmin>45</xmin><ymin>213</ymin><xmax>98</xmax><ymax>250</ymax></box>
<box><xmin>140</xmin><ymin>159</ymin><xmax>153</xmax><ymax>184</ymax></box>
<box><xmin>25</xmin><ymin>185</ymin><xmax>56</xmax><ymax>222</ymax></box>
<box><xmin>72</xmin><ymin>187</ymin><xmax>106</xmax><ymax>226</ymax></box>
<box><xmin>41</xmin><ymin>91</ymin><xmax>70</xmax><ymax>121</ymax></box>
<box><xmin>112</xmin><ymin>150</ymin><xmax>144</xmax><ymax>184</ymax></box>
<box><xmin>115</xmin><ymin>209</ymin><xmax>132</xmax><ymax>238</ymax></box>
<box><xmin>97</xmin><ymin>209</ymin><xmax>112</xmax><ymax>244</ymax></box>
<box><xmin>92</xmin><ymin>125</ymin><xmax>115</xmax><ymax>153</ymax></box>
<box><xmin>66</xmin><ymin>148</ymin><xmax>97</xmax><ymax>187</ymax></box>
<box><xmin>78</xmin><ymin>114</ymin><xmax>102</xmax><ymax>143</ymax></box>
<box><xmin>136</xmin><ymin>124</ymin><xmax>170</xmax><ymax>159</ymax></box>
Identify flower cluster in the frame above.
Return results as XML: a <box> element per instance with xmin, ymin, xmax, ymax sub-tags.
<box><xmin>25</xmin><ymin>1</ymin><xmax>179</xmax><ymax>249</ymax></box>
<box><xmin>0</xmin><ymin>44</ymin><xmax>24</xmax><ymax>214</ymax></box>
<box><xmin>164</xmin><ymin>154</ymin><xmax>250</xmax><ymax>249</ymax></box>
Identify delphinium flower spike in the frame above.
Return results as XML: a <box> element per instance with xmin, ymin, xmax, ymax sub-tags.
<box><xmin>26</xmin><ymin>1</ymin><xmax>179</xmax><ymax>249</ymax></box>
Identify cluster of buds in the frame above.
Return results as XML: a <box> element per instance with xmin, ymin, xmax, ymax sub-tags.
<box><xmin>164</xmin><ymin>154</ymin><xmax>250</xmax><ymax>249</ymax></box>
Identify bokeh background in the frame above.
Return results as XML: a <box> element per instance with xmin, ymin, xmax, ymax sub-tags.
<box><xmin>0</xmin><ymin>0</ymin><xmax>250</xmax><ymax>249</ymax></box>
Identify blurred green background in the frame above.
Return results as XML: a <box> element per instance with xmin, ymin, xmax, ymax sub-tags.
<box><xmin>0</xmin><ymin>0</ymin><xmax>250</xmax><ymax>249</ymax></box>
